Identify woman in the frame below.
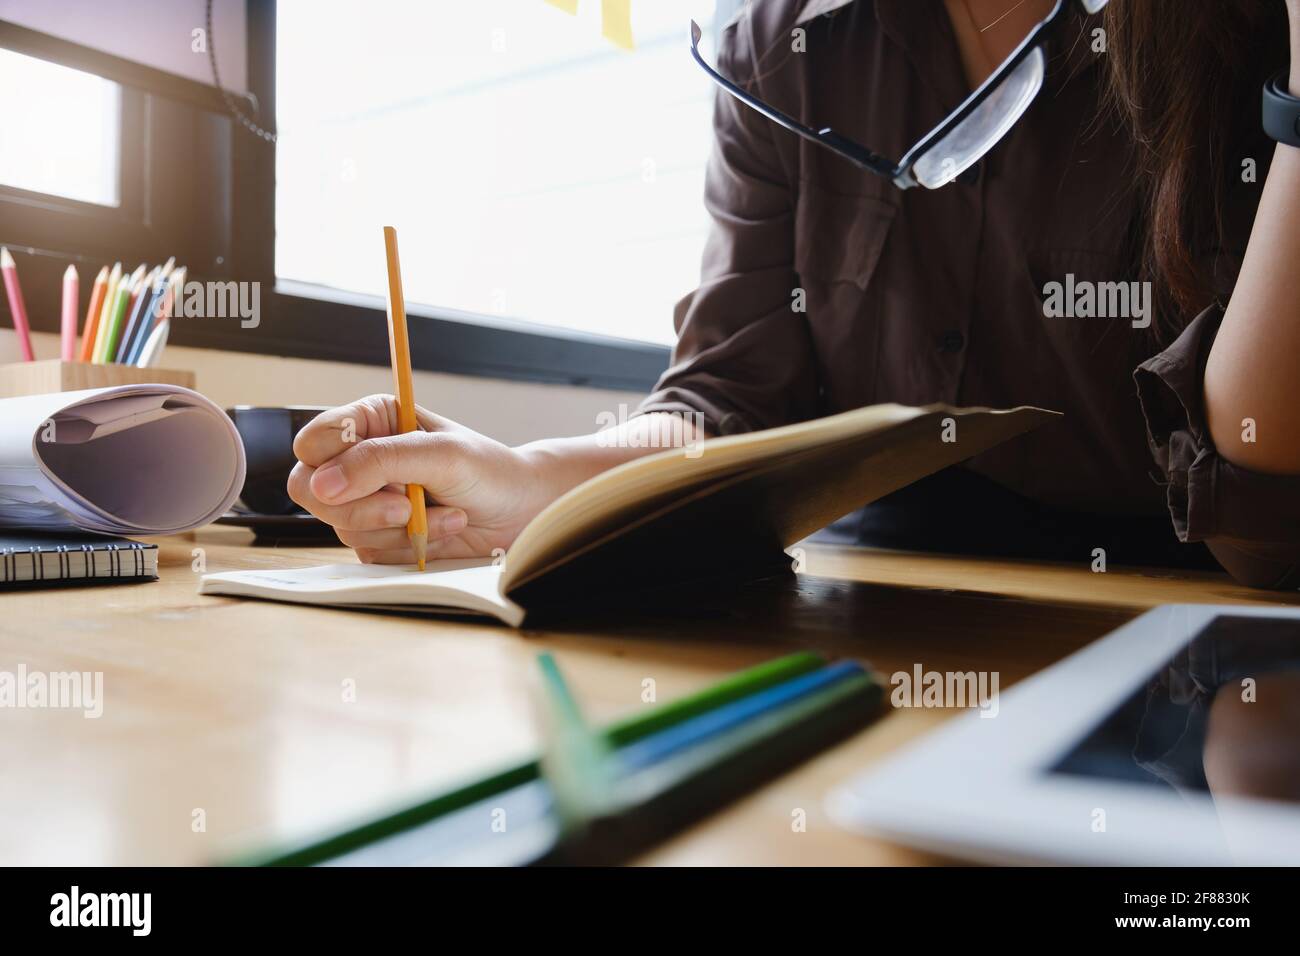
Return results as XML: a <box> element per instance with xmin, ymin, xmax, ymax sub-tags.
<box><xmin>289</xmin><ymin>0</ymin><xmax>1300</xmax><ymax>588</ymax></box>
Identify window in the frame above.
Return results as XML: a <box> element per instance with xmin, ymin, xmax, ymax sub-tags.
<box><xmin>276</xmin><ymin>0</ymin><xmax>721</xmax><ymax>346</ymax></box>
<box><xmin>0</xmin><ymin>47</ymin><xmax>120</xmax><ymax>207</ymax></box>
<box><xmin>0</xmin><ymin>3</ymin><xmax>683</xmax><ymax>388</ymax></box>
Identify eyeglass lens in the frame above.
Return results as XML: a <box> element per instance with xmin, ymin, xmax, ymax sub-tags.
<box><xmin>909</xmin><ymin>45</ymin><xmax>1047</xmax><ymax>189</ymax></box>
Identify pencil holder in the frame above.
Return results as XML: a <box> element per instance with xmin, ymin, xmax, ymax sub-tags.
<box><xmin>0</xmin><ymin>359</ymin><xmax>196</xmax><ymax>398</ymax></box>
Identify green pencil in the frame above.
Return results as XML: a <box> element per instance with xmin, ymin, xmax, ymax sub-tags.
<box><xmin>96</xmin><ymin>265</ymin><xmax>140</xmax><ymax>363</ymax></box>
<box><xmin>242</xmin><ymin>651</ymin><xmax>825</xmax><ymax>866</ymax></box>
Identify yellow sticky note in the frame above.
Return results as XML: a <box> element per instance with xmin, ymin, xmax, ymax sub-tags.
<box><xmin>545</xmin><ymin>0</ymin><xmax>580</xmax><ymax>14</ymax></box>
<box><xmin>601</xmin><ymin>0</ymin><xmax>634</xmax><ymax>50</ymax></box>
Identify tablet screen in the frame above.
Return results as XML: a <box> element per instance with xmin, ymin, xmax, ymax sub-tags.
<box><xmin>1051</xmin><ymin>614</ymin><xmax>1300</xmax><ymax>804</ymax></box>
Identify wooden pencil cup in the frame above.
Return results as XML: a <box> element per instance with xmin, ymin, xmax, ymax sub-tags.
<box><xmin>0</xmin><ymin>359</ymin><xmax>196</xmax><ymax>398</ymax></box>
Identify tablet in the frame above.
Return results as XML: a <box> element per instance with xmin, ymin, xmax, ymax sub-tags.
<box><xmin>827</xmin><ymin>604</ymin><xmax>1300</xmax><ymax>865</ymax></box>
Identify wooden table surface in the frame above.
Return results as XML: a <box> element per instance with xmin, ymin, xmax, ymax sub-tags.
<box><xmin>2</xmin><ymin>526</ymin><xmax>1295</xmax><ymax>866</ymax></box>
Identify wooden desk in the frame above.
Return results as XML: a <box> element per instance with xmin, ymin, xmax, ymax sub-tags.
<box><xmin>2</xmin><ymin>527</ymin><xmax>1295</xmax><ymax>866</ymax></box>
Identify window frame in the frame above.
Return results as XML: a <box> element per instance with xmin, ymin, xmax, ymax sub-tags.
<box><xmin>0</xmin><ymin>17</ymin><xmax>252</xmax><ymax>340</ymax></box>
<box><xmin>0</xmin><ymin>2</ymin><xmax>670</xmax><ymax>392</ymax></box>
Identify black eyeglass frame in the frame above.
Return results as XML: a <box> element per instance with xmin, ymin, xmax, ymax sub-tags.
<box><xmin>689</xmin><ymin>0</ymin><xmax>1100</xmax><ymax>189</ymax></box>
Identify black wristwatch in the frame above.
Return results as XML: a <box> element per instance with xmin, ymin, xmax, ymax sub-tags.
<box><xmin>1263</xmin><ymin>70</ymin><xmax>1300</xmax><ymax>147</ymax></box>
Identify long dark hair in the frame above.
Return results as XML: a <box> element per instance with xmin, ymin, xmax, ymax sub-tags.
<box><xmin>1102</xmin><ymin>1</ymin><xmax>1289</xmax><ymax>340</ymax></box>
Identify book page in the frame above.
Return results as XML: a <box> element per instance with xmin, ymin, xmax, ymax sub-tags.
<box><xmin>199</xmin><ymin>559</ymin><xmax>525</xmax><ymax>627</ymax></box>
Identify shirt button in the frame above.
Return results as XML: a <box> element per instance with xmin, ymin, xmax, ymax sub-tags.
<box><xmin>938</xmin><ymin>330</ymin><xmax>965</xmax><ymax>354</ymax></box>
<box><xmin>959</xmin><ymin>163</ymin><xmax>980</xmax><ymax>186</ymax></box>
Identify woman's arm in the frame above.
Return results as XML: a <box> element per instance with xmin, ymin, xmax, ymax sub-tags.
<box><xmin>1203</xmin><ymin>1</ymin><xmax>1300</xmax><ymax>473</ymax></box>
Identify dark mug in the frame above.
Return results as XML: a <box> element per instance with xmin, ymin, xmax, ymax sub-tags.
<box><xmin>226</xmin><ymin>406</ymin><xmax>329</xmax><ymax>515</ymax></box>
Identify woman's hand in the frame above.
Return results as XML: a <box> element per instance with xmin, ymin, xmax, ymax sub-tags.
<box><xmin>288</xmin><ymin>395</ymin><xmax>555</xmax><ymax>564</ymax></box>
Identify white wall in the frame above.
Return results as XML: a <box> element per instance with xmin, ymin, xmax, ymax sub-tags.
<box><xmin>0</xmin><ymin>0</ymin><xmax>247</xmax><ymax>92</ymax></box>
<box><xmin>1</xmin><ymin>329</ymin><xmax>645</xmax><ymax>445</ymax></box>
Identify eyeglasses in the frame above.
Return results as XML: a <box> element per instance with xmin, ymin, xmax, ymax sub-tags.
<box><xmin>689</xmin><ymin>0</ymin><xmax>1108</xmax><ymax>190</ymax></box>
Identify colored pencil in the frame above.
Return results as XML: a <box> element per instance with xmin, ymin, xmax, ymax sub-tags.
<box><xmin>381</xmin><ymin>226</ymin><xmax>428</xmax><ymax>570</ymax></box>
<box><xmin>128</xmin><ymin>262</ymin><xmax>181</xmax><ymax>365</ymax></box>
<box><xmin>319</xmin><ymin>660</ymin><xmax>879</xmax><ymax>867</ymax></box>
<box><xmin>242</xmin><ymin>651</ymin><xmax>827</xmax><ymax>865</ymax></box>
<box><xmin>59</xmin><ymin>264</ymin><xmax>79</xmax><ymax>361</ymax></box>
<box><xmin>121</xmin><ymin>277</ymin><xmax>160</xmax><ymax>365</ymax></box>
<box><xmin>0</xmin><ymin>247</ymin><xmax>35</xmax><ymax>361</ymax></box>
<box><xmin>533</xmin><ymin>652</ymin><xmax>617</xmax><ymax>837</ymax></box>
<box><xmin>134</xmin><ymin>266</ymin><xmax>182</xmax><ymax>368</ymax></box>
<box><xmin>613</xmin><ymin>659</ymin><xmax>868</xmax><ymax>772</ymax></box>
<box><xmin>135</xmin><ymin>315</ymin><xmax>171</xmax><ymax>368</ymax></box>
<box><xmin>90</xmin><ymin>262</ymin><xmax>121</xmax><ymax>362</ymax></box>
<box><xmin>95</xmin><ymin>280</ymin><xmax>130</xmax><ymax>364</ymax></box>
<box><xmin>123</xmin><ymin>280</ymin><xmax>163</xmax><ymax>365</ymax></box>
<box><xmin>114</xmin><ymin>266</ymin><xmax>158</xmax><ymax>363</ymax></box>
<box><xmin>165</xmin><ymin>265</ymin><xmax>185</xmax><ymax>322</ymax></box>
<box><xmin>558</xmin><ymin>667</ymin><xmax>879</xmax><ymax>864</ymax></box>
<box><xmin>78</xmin><ymin>265</ymin><xmax>109</xmax><ymax>362</ymax></box>
<box><xmin>602</xmin><ymin>651</ymin><xmax>825</xmax><ymax>746</ymax></box>
<box><xmin>97</xmin><ymin>263</ymin><xmax>144</xmax><ymax>363</ymax></box>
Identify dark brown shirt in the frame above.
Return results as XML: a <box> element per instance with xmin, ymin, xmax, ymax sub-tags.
<box><xmin>639</xmin><ymin>0</ymin><xmax>1300</xmax><ymax>587</ymax></box>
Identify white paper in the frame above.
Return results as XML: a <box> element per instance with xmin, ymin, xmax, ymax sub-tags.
<box><xmin>199</xmin><ymin>559</ymin><xmax>525</xmax><ymax>626</ymax></box>
<box><xmin>0</xmin><ymin>385</ymin><xmax>246</xmax><ymax>535</ymax></box>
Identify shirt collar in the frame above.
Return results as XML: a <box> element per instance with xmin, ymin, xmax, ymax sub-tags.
<box><xmin>793</xmin><ymin>0</ymin><xmax>859</xmax><ymax>26</ymax></box>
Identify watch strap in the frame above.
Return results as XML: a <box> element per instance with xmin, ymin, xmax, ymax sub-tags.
<box><xmin>1263</xmin><ymin>70</ymin><xmax>1300</xmax><ymax>147</ymax></box>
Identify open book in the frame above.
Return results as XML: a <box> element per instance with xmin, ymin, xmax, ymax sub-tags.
<box><xmin>0</xmin><ymin>385</ymin><xmax>245</xmax><ymax>535</ymax></box>
<box><xmin>199</xmin><ymin>403</ymin><xmax>1056</xmax><ymax>626</ymax></box>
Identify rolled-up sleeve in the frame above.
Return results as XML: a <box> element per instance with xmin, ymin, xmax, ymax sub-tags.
<box><xmin>1134</xmin><ymin>306</ymin><xmax>1300</xmax><ymax>589</ymax></box>
<box><xmin>636</xmin><ymin>18</ymin><xmax>817</xmax><ymax>437</ymax></box>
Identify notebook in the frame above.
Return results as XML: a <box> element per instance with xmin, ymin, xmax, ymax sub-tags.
<box><xmin>200</xmin><ymin>402</ymin><xmax>1057</xmax><ymax>627</ymax></box>
<box><xmin>0</xmin><ymin>533</ymin><xmax>158</xmax><ymax>585</ymax></box>
<box><xmin>0</xmin><ymin>385</ymin><xmax>245</xmax><ymax>535</ymax></box>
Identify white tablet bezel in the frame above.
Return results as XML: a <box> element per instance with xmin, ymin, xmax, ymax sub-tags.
<box><xmin>827</xmin><ymin>604</ymin><xmax>1300</xmax><ymax>865</ymax></box>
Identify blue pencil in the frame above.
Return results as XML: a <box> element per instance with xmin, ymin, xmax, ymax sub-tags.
<box><xmin>114</xmin><ymin>270</ymin><xmax>158</xmax><ymax>364</ymax></box>
<box><xmin>613</xmin><ymin>660</ymin><xmax>867</xmax><ymax>773</ymax></box>
<box><xmin>121</xmin><ymin>275</ymin><xmax>167</xmax><ymax>365</ymax></box>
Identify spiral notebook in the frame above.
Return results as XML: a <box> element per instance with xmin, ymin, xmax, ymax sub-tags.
<box><xmin>0</xmin><ymin>533</ymin><xmax>158</xmax><ymax>586</ymax></box>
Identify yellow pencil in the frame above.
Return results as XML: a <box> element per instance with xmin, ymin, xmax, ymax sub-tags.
<box><xmin>91</xmin><ymin>262</ymin><xmax>121</xmax><ymax>362</ymax></box>
<box><xmin>381</xmin><ymin>226</ymin><xmax>428</xmax><ymax>570</ymax></box>
<box><xmin>97</xmin><ymin>264</ymin><xmax>143</xmax><ymax>364</ymax></box>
